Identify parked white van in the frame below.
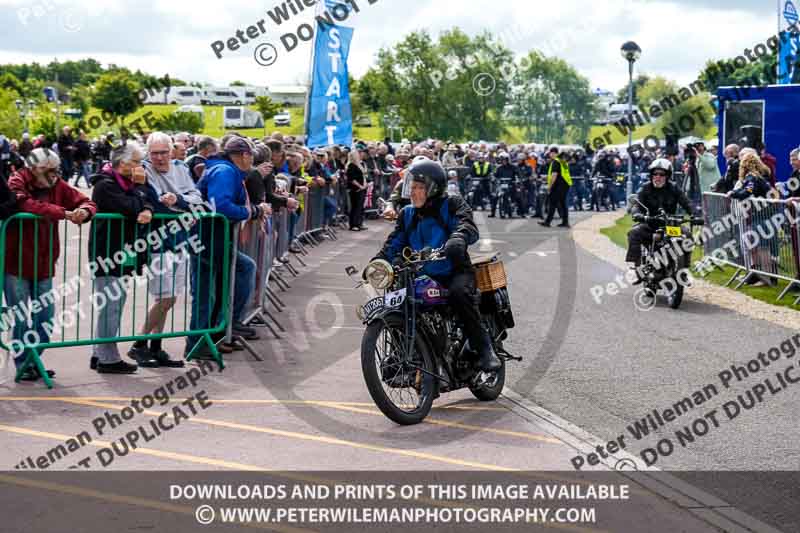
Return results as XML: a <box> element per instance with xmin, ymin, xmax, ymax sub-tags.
<box><xmin>166</xmin><ymin>87</ymin><xmax>203</xmax><ymax>106</ymax></box>
<box><xmin>202</xmin><ymin>88</ymin><xmax>243</xmax><ymax>106</ymax></box>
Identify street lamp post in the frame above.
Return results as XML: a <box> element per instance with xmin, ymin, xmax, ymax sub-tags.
<box><xmin>620</xmin><ymin>41</ymin><xmax>641</xmax><ymax>203</ymax></box>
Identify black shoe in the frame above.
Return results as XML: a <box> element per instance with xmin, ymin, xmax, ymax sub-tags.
<box><xmin>557</xmin><ymin>223</ymin><xmax>570</xmax><ymax>228</ymax></box>
<box><xmin>90</xmin><ymin>356</ymin><xmax>98</xmax><ymax>370</ymax></box>
<box><xmin>233</xmin><ymin>322</ymin><xmax>260</xmax><ymax>340</ymax></box>
<box><xmin>538</xmin><ymin>221</ymin><xmax>551</xmax><ymax>227</ymax></box>
<box><xmin>152</xmin><ymin>350</ymin><xmax>185</xmax><ymax>368</ymax></box>
<box><xmin>97</xmin><ymin>360</ymin><xmax>138</xmax><ymax>374</ymax></box>
<box><xmin>127</xmin><ymin>346</ymin><xmax>159</xmax><ymax>368</ymax></box>
<box><xmin>488</xmin><ymin>214</ymin><xmax>496</xmax><ymax>218</ymax></box>
<box><xmin>477</xmin><ymin>344</ymin><xmax>502</xmax><ymax>372</ymax></box>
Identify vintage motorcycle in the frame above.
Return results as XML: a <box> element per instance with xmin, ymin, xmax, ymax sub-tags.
<box><xmin>632</xmin><ymin>203</ymin><xmax>705</xmax><ymax>310</ymax></box>
<box><xmin>347</xmin><ymin>247</ymin><xmax>519</xmax><ymax>425</ymax></box>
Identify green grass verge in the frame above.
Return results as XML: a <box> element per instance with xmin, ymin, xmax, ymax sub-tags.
<box><xmin>601</xmin><ymin>214</ymin><xmax>800</xmax><ymax>310</ymax></box>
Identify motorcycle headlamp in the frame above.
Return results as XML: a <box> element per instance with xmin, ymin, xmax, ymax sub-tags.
<box><xmin>364</xmin><ymin>259</ymin><xmax>394</xmax><ymax>290</ymax></box>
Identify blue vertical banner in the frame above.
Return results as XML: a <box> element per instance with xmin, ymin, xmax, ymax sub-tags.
<box><xmin>779</xmin><ymin>0</ymin><xmax>800</xmax><ymax>84</ymax></box>
<box><xmin>305</xmin><ymin>23</ymin><xmax>354</xmax><ymax>148</ymax></box>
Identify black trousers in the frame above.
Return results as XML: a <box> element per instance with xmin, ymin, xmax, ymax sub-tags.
<box><xmin>348</xmin><ymin>189</ymin><xmax>365</xmax><ymax>229</ymax></box>
<box><xmin>446</xmin><ymin>269</ymin><xmax>490</xmax><ymax>352</ymax></box>
<box><xmin>626</xmin><ymin>224</ymin><xmax>654</xmax><ymax>265</ymax></box>
<box><xmin>544</xmin><ymin>182</ymin><xmax>569</xmax><ymax>225</ymax></box>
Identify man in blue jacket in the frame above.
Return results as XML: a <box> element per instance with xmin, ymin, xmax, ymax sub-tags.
<box><xmin>372</xmin><ymin>158</ymin><xmax>501</xmax><ymax>373</ymax></box>
<box><xmin>186</xmin><ymin>136</ymin><xmax>271</xmax><ymax>358</ymax></box>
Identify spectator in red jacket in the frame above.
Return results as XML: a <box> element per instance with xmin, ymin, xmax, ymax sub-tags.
<box><xmin>5</xmin><ymin>147</ymin><xmax>97</xmax><ymax>381</ymax></box>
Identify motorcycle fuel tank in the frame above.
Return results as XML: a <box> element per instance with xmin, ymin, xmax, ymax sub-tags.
<box><xmin>414</xmin><ymin>276</ymin><xmax>449</xmax><ymax>306</ymax></box>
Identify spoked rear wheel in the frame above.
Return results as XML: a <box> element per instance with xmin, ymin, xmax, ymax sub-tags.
<box><xmin>361</xmin><ymin>316</ymin><xmax>436</xmax><ymax>425</ymax></box>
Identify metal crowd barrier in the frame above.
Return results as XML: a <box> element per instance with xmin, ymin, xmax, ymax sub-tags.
<box><xmin>701</xmin><ymin>192</ymin><xmax>800</xmax><ymax>302</ymax></box>
<box><xmin>0</xmin><ymin>211</ymin><xmax>231</xmax><ymax>388</ymax></box>
<box><xmin>702</xmin><ymin>192</ymin><xmax>746</xmax><ymax>285</ymax></box>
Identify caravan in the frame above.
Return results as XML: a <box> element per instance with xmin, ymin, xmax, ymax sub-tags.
<box><xmin>223</xmin><ymin>106</ymin><xmax>264</xmax><ymax>129</ymax></box>
<box><xmin>202</xmin><ymin>88</ymin><xmax>243</xmax><ymax>106</ymax></box>
<box><xmin>141</xmin><ymin>86</ymin><xmax>203</xmax><ymax>105</ymax></box>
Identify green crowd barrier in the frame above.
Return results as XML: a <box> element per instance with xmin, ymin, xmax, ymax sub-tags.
<box><xmin>0</xmin><ymin>211</ymin><xmax>232</xmax><ymax>389</ymax></box>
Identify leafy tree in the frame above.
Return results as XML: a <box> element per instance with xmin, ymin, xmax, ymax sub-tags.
<box><xmin>0</xmin><ymin>73</ymin><xmax>24</xmax><ymax>97</ymax></box>
<box><xmin>254</xmin><ymin>96</ymin><xmax>282</xmax><ymax>121</ymax></box>
<box><xmin>91</xmin><ymin>72</ymin><xmax>142</xmax><ymax>127</ymax></box>
<box><xmin>508</xmin><ymin>51</ymin><xmax>596</xmax><ymax>143</ymax></box>
<box><xmin>699</xmin><ymin>52</ymin><xmax>776</xmax><ymax>96</ymax></box>
<box><xmin>230</xmin><ymin>81</ymin><xmax>247</xmax><ymax>86</ymax></box>
<box><xmin>0</xmin><ymin>88</ymin><xmax>24</xmax><ymax>139</ymax></box>
<box><xmin>152</xmin><ymin>111</ymin><xmax>204</xmax><ymax>134</ymax></box>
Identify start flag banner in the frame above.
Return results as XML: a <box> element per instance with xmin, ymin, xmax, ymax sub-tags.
<box><xmin>305</xmin><ymin>23</ymin><xmax>354</xmax><ymax>148</ymax></box>
<box><xmin>779</xmin><ymin>0</ymin><xmax>800</xmax><ymax>84</ymax></box>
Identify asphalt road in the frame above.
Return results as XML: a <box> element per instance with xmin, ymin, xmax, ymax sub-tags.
<box><xmin>0</xmin><ymin>208</ymin><xmax>796</xmax><ymax>532</ymax></box>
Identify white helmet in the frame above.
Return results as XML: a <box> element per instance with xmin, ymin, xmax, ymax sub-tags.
<box><xmin>648</xmin><ymin>158</ymin><xmax>672</xmax><ymax>178</ymax></box>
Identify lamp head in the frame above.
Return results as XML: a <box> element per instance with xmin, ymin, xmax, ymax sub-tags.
<box><xmin>620</xmin><ymin>41</ymin><xmax>642</xmax><ymax>63</ymax></box>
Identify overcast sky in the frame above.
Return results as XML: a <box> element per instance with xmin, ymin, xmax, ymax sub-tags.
<box><xmin>0</xmin><ymin>0</ymin><xmax>783</xmax><ymax>93</ymax></box>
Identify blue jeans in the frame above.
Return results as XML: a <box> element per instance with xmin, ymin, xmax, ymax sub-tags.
<box><xmin>288</xmin><ymin>211</ymin><xmax>300</xmax><ymax>242</ymax></box>
<box><xmin>186</xmin><ymin>250</ymin><xmax>255</xmax><ymax>352</ymax></box>
<box><xmin>233</xmin><ymin>251</ymin><xmax>255</xmax><ymax>323</ymax></box>
<box><xmin>3</xmin><ymin>275</ymin><xmax>54</xmax><ymax>368</ymax></box>
<box><xmin>323</xmin><ymin>197</ymin><xmax>337</xmax><ymax>225</ymax></box>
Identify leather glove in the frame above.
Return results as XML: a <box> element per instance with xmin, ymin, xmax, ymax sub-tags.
<box><xmin>632</xmin><ymin>213</ymin><xmax>645</xmax><ymax>223</ymax></box>
<box><xmin>444</xmin><ymin>235</ymin><xmax>466</xmax><ymax>265</ymax></box>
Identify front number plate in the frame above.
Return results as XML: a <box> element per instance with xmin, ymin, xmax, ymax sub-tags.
<box><xmin>385</xmin><ymin>288</ymin><xmax>407</xmax><ymax>307</ymax></box>
<box><xmin>666</xmin><ymin>226</ymin><xmax>682</xmax><ymax>237</ymax></box>
<box><xmin>362</xmin><ymin>296</ymin><xmax>385</xmax><ymax>317</ymax></box>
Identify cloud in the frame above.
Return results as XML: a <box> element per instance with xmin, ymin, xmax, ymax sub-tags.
<box><xmin>0</xmin><ymin>0</ymin><xmax>787</xmax><ymax>94</ymax></box>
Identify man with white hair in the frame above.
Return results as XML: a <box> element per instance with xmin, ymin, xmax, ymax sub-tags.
<box><xmin>125</xmin><ymin>132</ymin><xmax>204</xmax><ymax>367</ymax></box>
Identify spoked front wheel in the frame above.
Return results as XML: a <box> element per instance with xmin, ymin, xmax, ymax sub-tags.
<box><xmin>361</xmin><ymin>316</ymin><xmax>436</xmax><ymax>425</ymax></box>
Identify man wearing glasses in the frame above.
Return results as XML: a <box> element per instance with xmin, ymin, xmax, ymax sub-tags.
<box><xmin>626</xmin><ymin>158</ymin><xmax>692</xmax><ymax>276</ymax></box>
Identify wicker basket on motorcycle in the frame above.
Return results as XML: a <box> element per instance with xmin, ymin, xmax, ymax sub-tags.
<box><xmin>473</xmin><ymin>255</ymin><xmax>507</xmax><ymax>292</ymax></box>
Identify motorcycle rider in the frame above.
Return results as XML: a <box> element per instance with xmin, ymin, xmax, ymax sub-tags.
<box><xmin>515</xmin><ymin>153</ymin><xmax>533</xmax><ymax>217</ymax></box>
<box><xmin>626</xmin><ymin>158</ymin><xmax>692</xmax><ymax>276</ymax></box>
<box><xmin>370</xmin><ymin>158</ymin><xmax>502</xmax><ymax>373</ymax></box>
<box><xmin>592</xmin><ymin>149</ymin><xmax>616</xmax><ymax>211</ymax></box>
<box><xmin>491</xmin><ymin>152</ymin><xmax>518</xmax><ymax>218</ymax></box>
<box><xmin>470</xmin><ymin>152</ymin><xmax>493</xmax><ymax>211</ymax></box>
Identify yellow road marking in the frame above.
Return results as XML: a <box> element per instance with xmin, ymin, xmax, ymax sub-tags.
<box><xmin>0</xmin><ymin>473</ymin><xmax>314</xmax><ymax>533</ymax></box>
<box><xmin>0</xmin><ymin>423</ymin><xmax>268</xmax><ymax>471</ymax></box>
<box><xmin>0</xmin><ymin>397</ymin><xmax>505</xmax><ymax>411</ymax></box>
<box><xmin>65</xmin><ymin>399</ymin><xmax>517</xmax><ymax>471</ymax></box>
<box><xmin>311</xmin><ymin>402</ymin><xmax>563</xmax><ymax>444</ymax></box>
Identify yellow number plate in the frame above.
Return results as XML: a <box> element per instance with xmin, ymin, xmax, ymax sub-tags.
<box><xmin>666</xmin><ymin>226</ymin><xmax>682</xmax><ymax>237</ymax></box>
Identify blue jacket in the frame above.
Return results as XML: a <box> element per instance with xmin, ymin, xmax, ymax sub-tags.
<box><xmin>376</xmin><ymin>195</ymin><xmax>479</xmax><ymax>279</ymax></box>
<box><xmin>197</xmin><ymin>156</ymin><xmax>250</xmax><ymax>222</ymax></box>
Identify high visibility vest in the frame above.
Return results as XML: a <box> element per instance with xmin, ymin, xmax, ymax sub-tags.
<box><xmin>547</xmin><ymin>158</ymin><xmax>572</xmax><ymax>187</ymax></box>
<box><xmin>473</xmin><ymin>161</ymin><xmax>490</xmax><ymax>176</ymax></box>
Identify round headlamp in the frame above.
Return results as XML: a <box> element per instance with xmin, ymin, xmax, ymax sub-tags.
<box><xmin>364</xmin><ymin>259</ymin><xmax>394</xmax><ymax>290</ymax></box>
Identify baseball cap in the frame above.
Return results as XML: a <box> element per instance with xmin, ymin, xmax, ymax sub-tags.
<box><xmin>224</xmin><ymin>137</ymin><xmax>254</xmax><ymax>155</ymax></box>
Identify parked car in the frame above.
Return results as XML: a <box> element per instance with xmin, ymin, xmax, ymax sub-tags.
<box><xmin>355</xmin><ymin>115</ymin><xmax>373</xmax><ymax>127</ymax></box>
<box><xmin>274</xmin><ymin>110</ymin><xmax>291</xmax><ymax>126</ymax></box>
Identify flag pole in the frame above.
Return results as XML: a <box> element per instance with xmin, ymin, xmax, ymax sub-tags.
<box><xmin>303</xmin><ymin>5</ymin><xmax>322</xmax><ymax>144</ymax></box>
